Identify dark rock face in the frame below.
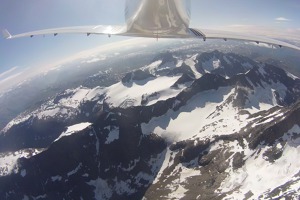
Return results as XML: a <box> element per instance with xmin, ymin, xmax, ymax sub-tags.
<box><xmin>0</xmin><ymin>93</ymin><xmax>105</xmax><ymax>153</ymax></box>
<box><xmin>122</xmin><ymin>70</ymin><xmax>155</xmax><ymax>85</ymax></box>
<box><xmin>171</xmin><ymin>73</ymin><xmax>194</xmax><ymax>88</ymax></box>
<box><xmin>195</xmin><ymin>50</ymin><xmax>257</xmax><ymax>78</ymax></box>
<box><xmin>0</xmin><ymin>117</ymin><xmax>66</xmax><ymax>152</ymax></box>
<box><xmin>1</xmin><ymin>50</ymin><xmax>300</xmax><ymax>199</ymax></box>
<box><xmin>148</xmin><ymin>51</ymin><xmax>178</xmax><ymax>76</ymax></box>
<box><xmin>168</xmin><ymin>63</ymin><xmax>196</xmax><ymax>79</ymax></box>
<box><xmin>248</xmin><ymin>101</ymin><xmax>300</xmax><ymax>149</ymax></box>
<box><xmin>141</xmin><ymin>92</ymin><xmax>159</xmax><ymax>105</ymax></box>
<box><xmin>0</xmin><ymin>109</ymin><xmax>167</xmax><ymax>200</ymax></box>
<box><xmin>232</xmin><ymin>152</ymin><xmax>245</xmax><ymax>170</ymax></box>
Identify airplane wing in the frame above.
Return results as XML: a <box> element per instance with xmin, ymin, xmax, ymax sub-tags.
<box><xmin>189</xmin><ymin>28</ymin><xmax>300</xmax><ymax>51</ymax></box>
<box><xmin>3</xmin><ymin>25</ymin><xmax>300</xmax><ymax>51</ymax></box>
<box><xmin>2</xmin><ymin>25</ymin><xmax>126</xmax><ymax>39</ymax></box>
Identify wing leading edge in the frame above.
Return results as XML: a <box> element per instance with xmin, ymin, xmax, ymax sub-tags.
<box><xmin>2</xmin><ymin>26</ymin><xmax>300</xmax><ymax>51</ymax></box>
<box><xmin>189</xmin><ymin>28</ymin><xmax>300</xmax><ymax>51</ymax></box>
<box><xmin>2</xmin><ymin>25</ymin><xmax>127</xmax><ymax>39</ymax></box>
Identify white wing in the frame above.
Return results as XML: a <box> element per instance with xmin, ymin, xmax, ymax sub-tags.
<box><xmin>3</xmin><ymin>25</ymin><xmax>300</xmax><ymax>51</ymax></box>
<box><xmin>2</xmin><ymin>25</ymin><xmax>126</xmax><ymax>39</ymax></box>
<box><xmin>189</xmin><ymin>28</ymin><xmax>300</xmax><ymax>51</ymax></box>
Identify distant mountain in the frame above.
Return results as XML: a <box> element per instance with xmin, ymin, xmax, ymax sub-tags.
<box><xmin>0</xmin><ymin>50</ymin><xmax>299</xmax><ymax>199</ymax></box>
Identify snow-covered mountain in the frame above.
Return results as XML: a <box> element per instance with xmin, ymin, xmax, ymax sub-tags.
<box><xmin>0</xmin><ymin>50</ymin><xmax>299</xmax><ymax>199</ymax></box>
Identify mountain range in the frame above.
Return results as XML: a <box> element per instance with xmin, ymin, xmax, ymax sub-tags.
<box><xmin>0</xmin><ymin>50</ymin><xmax>299</xmax><ymax>199</ymax></box>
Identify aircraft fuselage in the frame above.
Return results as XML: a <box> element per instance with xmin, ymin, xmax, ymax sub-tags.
<box><xmin>125</xmin><ymin>0</ymin><xmax>191</xmax><ymax>37</ymax></box>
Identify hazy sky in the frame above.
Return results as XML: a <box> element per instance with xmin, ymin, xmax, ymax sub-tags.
<box><xmin>0</xmin><ymin>0</ymin><xmax>300</xmax><ymax>76</ymax></box>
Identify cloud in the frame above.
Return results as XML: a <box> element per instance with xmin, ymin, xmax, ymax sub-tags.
<box><xmin>226</xmin><ymin>24</ymin><xmax>251</xmax><ymax>28</ymax></box>
<box><xmin>0</xmin><ymin>67</ymin><xmax>19</xmax><ymax>80</ymax></box>
<box><xmin>82</xmin><ymin>56</ymin><xmax>106</xmax><ymax>64</ymax></box>
<box><xmin>0</xmin><ymin>38</ymin><xmax>155</xmax><ymax>93</ymax></box>
<box><xmin>0</xmin><ymin>72</ymin><xmax>23</xmax><ymax>84</ymax></box>
<box><xmin>275</xmin><ymin>17</ymin><xmax>291</xmax><ymax>22</ymax></box>
<box><xmin>0</xmin><ymin>66</ymin><xmax>29</xmax><ymax>93</ymax></box>
<box><xmin>216</xmin><ymin>24</ymin><xmax>271</xmax><ymax>35</ymax></box>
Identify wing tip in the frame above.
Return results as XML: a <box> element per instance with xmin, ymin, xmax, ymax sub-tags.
<box><xmin>2</xmin><ymin>29</ymin><xmax>12</xmax><ymax>39</ymax></box>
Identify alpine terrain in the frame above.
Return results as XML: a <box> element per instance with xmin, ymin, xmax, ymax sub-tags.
<box><xmin>0</xmin><ymin>43</ymin><xmax>299</xmax><ymax>199</ymax></box>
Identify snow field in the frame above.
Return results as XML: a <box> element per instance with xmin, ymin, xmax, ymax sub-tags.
<box><xmin>219</xmin><ymin>125</ymin><xmax>300</xmax><ymax>199</ymax></box>
<box><xmin>0</xmin><ymin>149</ymin><xmax>44</xmax><ymax>176</ymax></box>
<box><xmin>106</xmin><ymin>76</ymin><xmax>182</xmax><ymax>107</ymax></box>
<box><xmin>142</xmin><ymin>87</ymin><xmax>249</xmax><ymax>142</ymax></box>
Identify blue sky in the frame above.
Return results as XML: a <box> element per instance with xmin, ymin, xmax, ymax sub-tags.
<box><xmin>0</xmin><ymin>0</ymin><xmax>300</xmax><ymax>76</ymax></box>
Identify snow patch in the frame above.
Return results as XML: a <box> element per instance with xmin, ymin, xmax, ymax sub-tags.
<box><xmin>141</xmin><ymin>60</ymin><xmax>162</xmax><ymax>74</ymax></box>
<box><xmin>184</xmin><ymin>54</ymin><xmax>201</xmax><ymax>79</ymax></box>
<box><xmin>152</xmin><ymin>149</ymin><xmax>172</xmax><ymax>184</ymax></box>
<box><xmin>286</xmin><ymin>72</ymin><xmax>299</xmax><ymax>80</ymax></box>
<box><xmin>67</xmin><ymin>163</ymin><xmax>82</xmax><ymax>176</ymax></box>
<box><xmin>32</xmin><ymin>194</ymin><xmax>47</xmax><ymax>199</ymax></box>
<box><xmin>55</xmin><ymin>122</ymin><xmax>92</xmax><ymax>142</ymax></box>
<box><xmin>20</xmin><ymin>169</ymin><xmax>26</xmax><ymax>177</ymax></box>
<box><xmin>213</xmin><ymin>59</ymin><xmax>221</xmax><ymax>69</ymax></box>
<box><xmin>115</xmin><ymin>180</ymin><xmax>137</xmax><ymax>195</ymax></box>
<box><xmin>167</xmin><ymin>184</ymin><xmax>187</xmax><ymax>199</ymax></box>
<box><xmin>0</xmin><ymin>149</ymin><xmax>44</xmax><ymax>176</ymax></box>
<box><xmin>51</xmin><ymin>175</ymin><xmax>62</xmax><ymax>182</ymax></box>
<box><xmin>38</xmin><ymin>108</ymin><xmax>61</xmax><ymax>118</ymax></box>
<box><xmin>177</xmin><ymin>163</ymin><xmax>200</xmax><ymax>182</ymax></box>
<box><xmin>176</xmin><ymin>59</ymin><xmax>184</xmax><ymax>67</ymax></box>
<box><xmin>88</xmin><ymin>178</ymin><xmax>113</xmax><ymax>200</ymax></box>
<box><xmin>2</xmin><ymin>115</ymin><xmax>31</xmax><ymax>133</ymax></box>
<box><xmin>105</xmin><ymin>127</ymin><xmax>119</xmax><ymax>144</ymax></box>
<box><xmin>59</xmin><ymin>88</ymin><xmax>91</xmax><ymax>108</ymax></box>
